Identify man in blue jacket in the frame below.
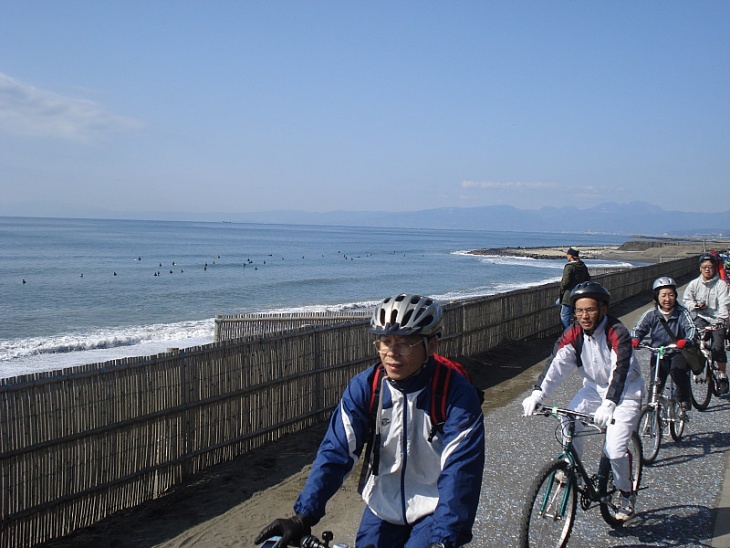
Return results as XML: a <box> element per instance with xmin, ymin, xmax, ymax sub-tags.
<box><xmin>255</xmin><ymin>294</ymin><xmax>485</xmax><ymax>548</ymax></box>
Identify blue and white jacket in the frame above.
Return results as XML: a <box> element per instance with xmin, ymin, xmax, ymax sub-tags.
<box><xmin>293</xmin><ymin>356</ymin><xmax>485</xmax><ymax>547</ymax></box>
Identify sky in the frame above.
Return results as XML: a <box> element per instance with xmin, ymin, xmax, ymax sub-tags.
<box><xmin>1</xmin><ymin>1</ymin><xmax>728</xmax><ymax>219</ymax></box>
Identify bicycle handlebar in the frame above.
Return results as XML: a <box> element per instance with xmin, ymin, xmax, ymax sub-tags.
<box><xmin>299</xmin><ymin>532</ymin><xmax>362</xmax><ymax>548</ymax></box>
<box><xmin>637</xmin><ymin>343</ymin><xmax>678</xmax><ymax>352</ymax></box>
<box><xmin>532</xmin><ymin>405</ymin><xmax>614</xmax><ymax>427</ymax></box>
<box><xmin>533</xmin><ymin>405</ymin><xmax>593</xmax><ymax>422</ymax></box>
<box><xmin>300</xmin><ymin>535</ymin><xmax>331</xmax><ymax>548</ymax></box>
<box><xmin>698</xmin><ymin>324</ymin><xmax>726</xmax><ymax>333</ymax></box>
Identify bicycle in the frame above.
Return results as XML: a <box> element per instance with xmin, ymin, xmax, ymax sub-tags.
<box><xmin>519</xmin><ymin>405</ymin><xmax>643</xmax><ymax>548</ymax></box>
<box><xmin>690</xmin><ymin>324</ymin><xmax>728</xmax><ymax>411</ymax></box>
<box><xmin>636</xmin><ymin>343</ymin><xmax>687</xmax><ymax>464</ymax></box>
<box><xmin>258</xmin><ymin>532</ymin><xmax>352</xmax><ymax>548</ymax></box>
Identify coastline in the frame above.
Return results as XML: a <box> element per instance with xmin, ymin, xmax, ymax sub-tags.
<box><xmin>467</xmin><ymin>241</ymin><xmax>722</xmax><ymax>264</ymax></box>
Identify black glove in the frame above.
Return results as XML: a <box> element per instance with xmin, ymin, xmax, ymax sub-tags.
<box><xmin>254</xmin><ymin>514</ymin><xmax>311</xmax><ymax>547</ymax></box>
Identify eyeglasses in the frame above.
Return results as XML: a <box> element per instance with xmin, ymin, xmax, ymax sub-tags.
<box><xmin>574</xmin><ymin>307</ymin><xmax>599</xmax><ymax>316</ymax></box>
<box><xmin>700</xmin><ymin>265</ymin><xmax>716</xmax><ymax>271</ymax></box>
<box><xmin>373</xmin><ymin>339</ymin><xmax>423</xmax><ymax>356</ymax></box>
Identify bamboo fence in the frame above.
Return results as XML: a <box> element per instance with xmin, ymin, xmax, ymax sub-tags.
<box><xmin>0</xmin><ymin>256</ymin><xmax>697</xmax><ymax>547</ymax></box>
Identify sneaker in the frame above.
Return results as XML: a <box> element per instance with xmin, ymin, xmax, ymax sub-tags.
<box><xmin>680</xmin><ymin>401</ymin><xmax>690</xmax><ymax>421</ymax></box>
<box><xmin>615</xmin><ymin>493</ymin><xmax>635</xmax><ymax>521</ymax></box>
<box><xmin>717</xmin><ymin>374</ymin><xmax>729</xmax><ymax>395</ymax></box>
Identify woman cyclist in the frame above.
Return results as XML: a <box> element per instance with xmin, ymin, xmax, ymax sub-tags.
<box><xmin>632</xmin><ymin>277</ymin><xmax>697</xmax><ymax>415</ymax></box>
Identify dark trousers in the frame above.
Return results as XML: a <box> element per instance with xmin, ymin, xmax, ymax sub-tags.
<box><xmin>652</xmin><ymin>354</ymin><xmax>691</xmax><ymax>406</ymax></box>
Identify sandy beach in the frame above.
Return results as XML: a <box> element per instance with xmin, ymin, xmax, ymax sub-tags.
<box><xmin>39</xmin><ymin>239</ymin><xmax>727</xmax><ymax>548</ymax></box>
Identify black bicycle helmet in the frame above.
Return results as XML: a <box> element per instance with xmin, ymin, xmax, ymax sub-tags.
<box><xmin>370</xmin><ymin>293</ymin><xmax>442</xmax><ymax>337</ymax></box>
<box><xmin>569</xmin><ymin>281</ymin><xmax>611</xmax><ymax>306</ymax></box>
<box><xmin>698</xmin><ymin>253</ymin><xmax>718</xmax><ymax>266</ymax></box>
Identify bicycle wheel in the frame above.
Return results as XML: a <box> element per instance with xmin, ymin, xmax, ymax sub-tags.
<box><xmin>670</xmin><ymin>401</ymin><xmax>686</xmax><ymax>441</ymax></box>
<box><xmin>637</xmin><ymin>405</ymin><xmax>661</xmax><ymax>464</ymax></box>
<box><xmin>519</xmin><ymin>459</ymin><xmax>577</xmax><ymax>548</ymax></box>
<box><xmin>691</xmin><ymin>363</ymin><xmax>713</xmax><ymax>410</ymax></box>
<box><xmin>599</xmin><ymin>431</ymin><xmax>643</xmax><ymax>527</ymax></box>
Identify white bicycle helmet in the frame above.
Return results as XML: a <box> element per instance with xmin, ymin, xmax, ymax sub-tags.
<box><xmin>652</xmin><ymin>276</ymin><xmax>678</xmax><ymax>302</ymax></box>
<box><xmin>370</xmin><ymin>294</ymin><xmax>442</xmax><ymax>337</ymax></box>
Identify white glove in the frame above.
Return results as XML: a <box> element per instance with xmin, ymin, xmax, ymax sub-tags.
<box><xmin>593</xmin><ymin>400</ymin><xmax>616</xmax><ymax>429</ymax></box>
<box><xmin>522</xmin><ymin>390</ymin><xmax>543</xmax><ymax>416</ymax></box>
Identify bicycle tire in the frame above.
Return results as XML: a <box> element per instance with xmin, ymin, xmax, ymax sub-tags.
<box><xmin>598</xmin><ymin>431</ymin><xmax>643</xmax><ymax>527</ymax></box>
<box><xmin>690</xmin><ymin>363</ymin><xmax>713</xmax><ymax>410</ymax></box>
<box><xmin>519</xmin><ymin>459</ymin><xmax>577</xmax><ymax>548</ymax></box>
<box><xmin>637</xmin><ymin>405</ymin><xmax>661</xmax><ymax>464</ymax></box>
<box><xmin>670</xmin><ymin>401</ymin><xmax>686</xmax><ymax>441</ymax></box>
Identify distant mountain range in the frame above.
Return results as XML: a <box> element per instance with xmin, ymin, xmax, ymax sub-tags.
<box><xmin>4</xmin><ymin>201</ymin><xmax>729</xmax><ymax>237</ymax></box>
<box><xmin>219</xmin><ymin>202</ymin><xmax>730</xmax><ymax>238</ymax></box>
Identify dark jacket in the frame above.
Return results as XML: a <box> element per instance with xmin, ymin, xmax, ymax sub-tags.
<box><xmin>560</xmin><ymin>259</ymin><xmax>591</xmax><ymax>305</ymax></box>
<box><xmin>632</xmin><ymin>304</ymin><xmax>697</xmax><ymax>349</ymax></box>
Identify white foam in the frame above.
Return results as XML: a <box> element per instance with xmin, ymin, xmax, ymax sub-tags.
<box><xmin>0</xmin><ymin>319</ymin><xmax>215</xmax><ymax>361</ymax></box>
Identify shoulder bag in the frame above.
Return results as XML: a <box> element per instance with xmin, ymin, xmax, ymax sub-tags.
<box><xmin>658</xmin><ymin>316</ymin><xmax>707</xmax><ymax>374</ymax></box>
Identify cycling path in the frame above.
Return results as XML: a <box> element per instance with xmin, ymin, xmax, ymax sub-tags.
<box><xmin>472</xmin><ymin>291</ymin><xmax>730</xmax><ymax>547</ymax></box>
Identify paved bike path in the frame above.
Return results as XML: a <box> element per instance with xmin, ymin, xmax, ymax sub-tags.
<box><xmin>472</xmin><ymin>290</ymin><xmax>730</xmax><ymax>547</ymax></box>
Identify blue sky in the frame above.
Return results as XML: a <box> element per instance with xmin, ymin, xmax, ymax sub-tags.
<box><xmin>1</xmin><ymin>1</ymin><xmax>728</xmax><ymax>219</ymax></box>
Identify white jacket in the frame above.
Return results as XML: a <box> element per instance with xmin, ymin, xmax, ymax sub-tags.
<box><xmin>682</xmin><ymin>274</ymin><xmax>730</xmax><ymax>324</ymax></box>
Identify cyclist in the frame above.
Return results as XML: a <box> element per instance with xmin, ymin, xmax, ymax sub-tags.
<box><xmin>682</xmin><ymin>253</ymin><xmax>730</xmax><ymax>394</ymax></box>
<box><xmin>255</xmin><ymin>294</ymin><xmax>485</xmax><ymax>548</ymax></box>
<box><xmin>522</xmin><ymin>281</ymin><xmax>644</xmax><ymax>521</ymax></box>
<box><xmin>631</xmin><ymin>277</ymin><xmax>697</xmax><ymax>416</ymax></box>
<box><xmin>558</xmin><ymin>247</ymin><xmax>591</xmax><ymax>328</ymax></box>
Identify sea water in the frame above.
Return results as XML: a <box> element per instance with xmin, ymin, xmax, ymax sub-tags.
<box><xmin>0</xmin><ymin>217</ymin><xmax>628</xmax><ymax>379</ymax></box>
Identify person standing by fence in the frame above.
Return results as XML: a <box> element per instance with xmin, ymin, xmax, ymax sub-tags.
<box><xmin>255</xmin><ymin>294</ymin><xmax>485</xmax><ymax>548</ymax></box>
<box><xmin>559</xmin><ymin>247</ymin><xmax>591</xmax><ymax>328</ymax></box>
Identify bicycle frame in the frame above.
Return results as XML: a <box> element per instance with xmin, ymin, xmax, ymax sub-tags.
<box><xmin>643</xmin><ymin>345</ymin><xmax>679</xmax><ymax>412</ymax></box>
<box><xmin>646</xmin><ymin>345</ymin><xmax>666</xmax><ymax>405</ymax></box>
<box><xmin>697</xmin><ymin>325</ymin><xmax>727</xmax><ymax>398</ymax></box>
<box><xmin>698</xmin><ymin>325</ymin><xmax>725</xmax><ymax>363</ymax></box>
<box><xmin>538</xmin><ymin>406</ymin><xmax>610</xmax><ymax>508</ymax></box>
<box><xmin>521</xmin><ymin>405</ymin><xmax>643</xmax><ymax>547</ymax></box>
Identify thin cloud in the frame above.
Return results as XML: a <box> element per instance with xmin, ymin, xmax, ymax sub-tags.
<box><xmin>0</xmin><ymin>72</ymin><xmax>142</xmax><ymax>142</ymax></box>
<box><xmin>461</xmin><ymin>180</ymin><xmax>606</xmax><ymax>196</ymax></box>
<box><xmin>461</xmin><ymin>180</ymin><xmax>567</xmax><ymax>191</ymax></box>
<box><xmin>460</xmin><ymin>180</ymin><xmax>609</xmax><ymax>208</ymax></box>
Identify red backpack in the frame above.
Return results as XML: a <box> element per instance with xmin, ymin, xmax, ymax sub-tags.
<box><xmin>358</xmin><ymin>354</ymin><xmax>483</xmax><ymax>491</ymax></box>
<box><xmin>710</xmin><ymin>250</ymin><xmax>728</xmax><ymax>283</ymax></box>
<box><xmin>367</xmin><ymin>354</ymin><xmax>481</xmax><ymax>442</ymax></box>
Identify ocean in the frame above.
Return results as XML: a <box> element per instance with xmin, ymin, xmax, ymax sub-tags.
<box><xmin>0</xmin><ymin>216</ymin><xmax>629</xmax><ymax>379</ymax></box>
